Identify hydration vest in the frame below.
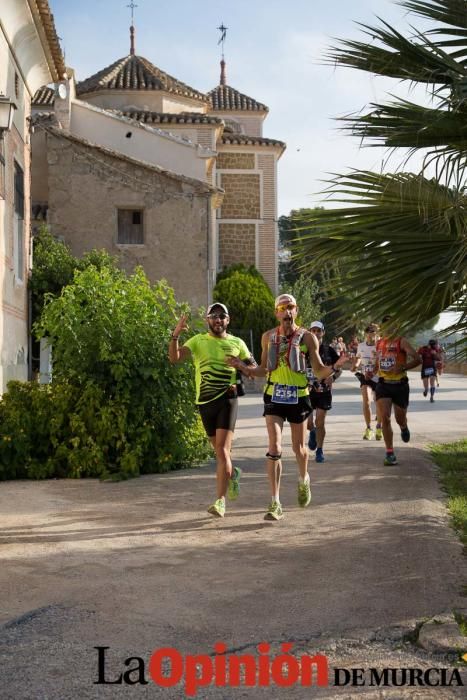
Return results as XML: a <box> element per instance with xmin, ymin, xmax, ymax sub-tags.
<box><xmin>266</xmin><ymin>327</ymin><xmax>307</xmax><ymax>373</ymax></box>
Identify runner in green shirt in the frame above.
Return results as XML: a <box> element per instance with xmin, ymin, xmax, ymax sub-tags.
<box><xmin>169</xmin><ymin>303</ymin><xmax>255</xmax><ymax>518</ymax></box>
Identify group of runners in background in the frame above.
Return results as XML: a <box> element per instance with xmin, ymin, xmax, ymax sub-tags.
<box><xmin>169</xmin><ymin>294</ymin><xmax>446</xmax><ymax>521</ymax></box>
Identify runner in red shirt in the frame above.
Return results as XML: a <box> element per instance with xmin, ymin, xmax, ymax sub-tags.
<box><xmin>375</xmin><ymin>316</ymin><xmax>421</xmax><ymax>466</ymax></box>
<box><xmin>417</xmin><ymin>339</ymin><xmax>441</xmax><ymax>403</ymax></box>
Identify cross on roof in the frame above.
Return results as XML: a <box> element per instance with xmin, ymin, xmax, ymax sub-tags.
<box><xmin>217</xmin><ymin>23</ymin><xmax>228</xmax><ymax>57</ymax></box>
<box><xmin>127</xmin><ymin>1</ymin><xmax>138</xmax><ymax>25</ymax></box>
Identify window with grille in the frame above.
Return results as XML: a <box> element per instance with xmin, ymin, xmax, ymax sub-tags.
<box><xmin>14</xmin><ymin>161</ymin><xmax>24</xmax><ymax>282</ymax></box>
<box><xmin>117</xmin><ymin>209</ymin><xmax>144</xmax><ymax>244</ymax></box>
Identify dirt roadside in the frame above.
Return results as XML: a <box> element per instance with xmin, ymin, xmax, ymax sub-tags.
<box><xmin>1</xmin><ymin>372</ymin><xmax>466</xmax><ymax>698</ymax></box>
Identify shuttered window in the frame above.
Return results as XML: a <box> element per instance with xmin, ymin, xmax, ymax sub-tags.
<box><xmin>117</xmin><ymin>209</ymin><xmax>144</xmax><ymax>244</ymax></box>
<box><xmin>14</xmin><ymin>161</ymin><xmax>24</xmax><ymax>281</ymax></box>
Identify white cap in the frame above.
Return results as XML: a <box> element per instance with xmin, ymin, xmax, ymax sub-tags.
<box><xmin>274</xmin><ymin>293</ymin><xmax>297</xmax><ymax>308</ymax></box>
<box><xmin>309</xmin><ymin>320</ymin><xmax>324</xmax><ymax>331</ymax></box>
<box><xmin>207</xmin><ymin>302</ymin><xmax>229</xmax><ymax>316</ymax></box>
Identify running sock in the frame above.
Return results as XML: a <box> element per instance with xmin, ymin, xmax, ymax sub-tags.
<box><xmin>430</xmin><ymin>387</ymin><xmax>435</xmax><ymax>397</ymax></box>
<box><xmin>386</xmin><ymin>448</ymin><xmax>394</xmax><ymax>455</ymax></box>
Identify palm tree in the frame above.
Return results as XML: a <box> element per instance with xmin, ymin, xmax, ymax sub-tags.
<box><xmin>293</xmin><ymin>0</ymin><xmax>467</xmax><ymax>357</ymax></box>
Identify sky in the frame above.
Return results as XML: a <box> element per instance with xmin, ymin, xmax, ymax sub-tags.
<box><xmin>49</xmin><ymin>0</ymin><xmax>433</xmax><ymax>217</ymax></box>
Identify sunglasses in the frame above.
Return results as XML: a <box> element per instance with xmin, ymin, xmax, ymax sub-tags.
<box><xmin>276</xmin><ymin>303</ymin><xmax>297</xmax><ymax>312</ymax></box>
<box><xmin>208</xmin><ymin>313</ymin><xmax>228</xmax><ymax>320</ymax></box>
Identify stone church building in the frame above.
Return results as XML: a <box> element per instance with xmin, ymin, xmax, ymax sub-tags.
<box><xmin>32</xmin><ymin>28</ymin><xmax>285</xmax><ymax>307</ymax></box>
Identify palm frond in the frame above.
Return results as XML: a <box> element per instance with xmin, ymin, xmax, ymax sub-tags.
<box><xmin>399</xmin><ymin>0</ymin><xmax>467</xmax><ymax>31</ymax></box>
<box><xmin>326</xmin><ymin>19</ymin><xmax>466</xmax><ymax>84</ymax></box>
<box><xmin>291</xmin><ymin>171</ymin><xmax>467</xmax><ymax>342</ymax></box>
<box><xmin>340</xmin><ymin>97</ymin><xmax>467</xmax><ymax>152</ymax></box>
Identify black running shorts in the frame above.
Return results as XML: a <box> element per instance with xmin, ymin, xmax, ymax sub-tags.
<box><xmin>309</xmin><ymin>391</ymin><xmax>333</xmax><ymax>412</ymax></box>
<box><xmin>356</xmin><ymin>373</ymin><xmax>378</xmax><ymax>391</ymax></box>
<box><xmin>263</xmin><ymin>393</ymin><xmax>312</xmax><ymax>423</ymax></box>
<box><xmin>375</xmin><ymin>379</ymin><xmax>410</xmax><ymax>409</ymax></box>
<box><xmin>198</xmin><ymin>391</ymin><xmax>238</xmax><ymax>437</ymax></box>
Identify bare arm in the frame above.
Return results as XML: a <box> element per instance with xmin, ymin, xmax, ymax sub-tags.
<box><xmin>303</xmin><ymin>331</ymin><xmax>345</xmax><ymax>380</ymax></box>
<box><xmin>400</xmin><ymin>337</ymin><xmax>421</xmax><ymax>371</ymax></box>
<box><xmin>227</xmin><ymin>331</ymin><xmax>270</xmax><ymax>377</ymax></box>
<box><xmin>168</xmin><ymin>313</ymin><xmax>192</xmax><ymax>364</ymax></box>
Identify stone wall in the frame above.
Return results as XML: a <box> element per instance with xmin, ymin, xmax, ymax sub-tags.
<box><xmin>46</xmin><ymin>132</ymin><xmax>212</xmax><ymax>309</ymax></box>
<box><xmin>216</xmin><ymin>153</ymin><xmax>255</xmax><ymax>169</ymax></box>
<box><xmin>218</xmin><ymin>223</ymin><xmax>256</xmax><ymax>268</ymax></box>
<box><xmin>219</xmin><ymin>173</ymin><xmax>260</xmax><ymax>219</ymax></box>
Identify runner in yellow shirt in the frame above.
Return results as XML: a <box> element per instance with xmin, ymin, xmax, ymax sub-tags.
<box><xmin>229</xmin><ymin>294</ymin><xmax>346</xmax><ymax>521</ymax></box>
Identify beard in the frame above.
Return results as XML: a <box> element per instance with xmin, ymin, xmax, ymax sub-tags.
<box><xmin>208</xmin><ymin>320</ymin><xmax>227</xmax><ymax>336</ymax></box>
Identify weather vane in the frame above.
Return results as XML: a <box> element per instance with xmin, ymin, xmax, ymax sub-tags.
<box><xmin>217</xmin><ymin>23</ymin><xmax>228</xmax><ymax>58</ymax></box>
<box><xmin>127</xmin><ymin>1</ymin><xmax>138</xmax><ymax>25</ymax></box>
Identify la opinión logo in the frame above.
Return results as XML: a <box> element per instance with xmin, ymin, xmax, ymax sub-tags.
<box><xmin>94</xmin><ymin>643</ymin><xmax>328</xmax><ymax>696</ymax></box>
<box><xmin>94</xmin><ymin>644</ymin><xmax>464</xmax><ymax>696</ymax></box>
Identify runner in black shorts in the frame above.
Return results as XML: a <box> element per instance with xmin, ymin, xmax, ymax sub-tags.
<box><xmin>230</xmin><ymin>297</ymin><xmax>346</xmax><ymax>521</ymax></box>
<box><xmin>351</xmin><ymin>324</ymin><xmax>383</xmax><ymax>441</ymax></box>
<box><xmin>263</xmin><ymin>393</ymin><xmax>312</xmax><ymax>423</ymax></box>
<box><xmin>306</xmin><ymin>321</ymin><xmax>341</xmax><ymax>464</ymax></box>
<box><xmin>199</xmin><ymin>389</ymin><xmax>238</xmax><ymax>436</ymax></box>
<box><xmin>375</xmin><ymin>316</ymin><xmax>421</xmax><ymax>466</ymax></box>
<box><xmin>169</xmin><ymin>303</ymin><xmax>256</xmax><ymax>518</ymax></box>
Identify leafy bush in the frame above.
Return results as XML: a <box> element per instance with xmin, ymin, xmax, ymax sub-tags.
<box><xmin>0</xmin><ymin>265</ymin><xmax>210</xmax><ymax>481</ymax></box>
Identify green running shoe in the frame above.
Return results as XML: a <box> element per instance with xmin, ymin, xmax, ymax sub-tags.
<box><xmin>207</xmin><ymin>498</ymin><xmax>225</xmax><ymax>518</ymax></box>
<box><xmin>227</xmin><ymin>466</ymin><xmax>242</xmax><ymax>501</ymax></box>
<box><xmin>375</xmin><ymin>427</ymin><xmax>383</xmax><ymax>441</ymax></box>
<box><xmin>264</xmin><ymin>500</ymin><xmax>283</xmax><ymax>521</ymax></box>
<box><xmin>297</xmin><ymin>477</ymin><xmax>311</xmax><ymax>507</ymax></box>
<box><xmin>363</xmin><ymin>427</ymin><xmax>374</xmax><ymax>440</ymax></box>
<box><xmin>384</xmin><ymin>453</ymin><xmax>398</xmax><ymax>466</ymax></box>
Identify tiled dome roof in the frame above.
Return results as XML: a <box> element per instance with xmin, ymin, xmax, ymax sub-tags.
<box><xmin>76</xmin><ymin>54</ymin><xmax>208</xmax><ymax>102</ymax></box>
<box><xmin>208</xmin><ymin>84</ymin><xmax>268</xmax><ymax>112</ymax></box>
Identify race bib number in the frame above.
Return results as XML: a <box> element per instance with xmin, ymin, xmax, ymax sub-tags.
<box><xmin>272</xmin><ymin>384</ymin><xmax>299</xmax><ymax>404</ymax></box>
<box><xmin>364</xmin><ymin>364</ymin><xmax>375</xmax><ymax>375</ymax></box>
<box><xmin>424</xmin><ymin>367</ymin><xmax>434</xmax><ymax>376</ymax></box>
<box><xmin>380</xmin><ymin>357</ymin><xmax>395</xmax><ymax>371</ymax></box>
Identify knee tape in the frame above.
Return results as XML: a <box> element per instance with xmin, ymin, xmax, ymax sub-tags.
<box><xmin>266</xmin><ymin>452</ymin><xmax>282</xmax><ymax>461</ymax></box>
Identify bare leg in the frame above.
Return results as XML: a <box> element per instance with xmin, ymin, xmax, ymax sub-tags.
<box><xmin>394</xmin><ymin>404</ymin><xmax>408</xmax><ymax>431</ymax></box>
<box><xmin>315</xmin><ymin>408</ymin><xmax>326</xmax><ymax>449</ymax></box>
<box><xmin>377</xmin><ymin>397</ymin><xmax>393</xmax><ymax>450</ymax></box>
<box><xmin>290</xmin><ymin>419</ymin><xmax>309</xmax><ymax>480</ymax></box>
<box><xmin>210</xmin><ymin>429</ymin><xmax>234</xmax><ymax>499</ymax></box>
<box><xmin>265</xmin><ymin>415</ymin><xmax>283</xmax><ymax>501</ymax></box>
<box><xmin>361</xmin><ymin>385</ymin><xmax>372</xmax><ymax>427</ymax></box>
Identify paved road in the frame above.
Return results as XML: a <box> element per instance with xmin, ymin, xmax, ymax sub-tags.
<box><xmin>1</xmin><ymin>372</ymin><xmax>466</xmax><ymax>698</ymax></box>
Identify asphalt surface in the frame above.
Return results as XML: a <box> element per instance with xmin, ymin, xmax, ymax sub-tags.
<box><xmin>1</xmin><ymin>371</ymin><xmax>466</xmax><ymax>698</ymax></box>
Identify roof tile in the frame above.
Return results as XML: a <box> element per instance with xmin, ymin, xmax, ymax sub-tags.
<box><xmin>208</xmin><ymin>84</ymin><xmax>268</xmax><ymax>112</ymax></box>
<box><xmin>76</xmin><ymin>55</ymin><xmax>208</xmax><ymax>102</ymax></box>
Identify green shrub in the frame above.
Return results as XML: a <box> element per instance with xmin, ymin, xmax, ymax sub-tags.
<box><xmin>0</xmin><ymin>266</ymin><xmax>210</xmax><ymax>481</ymax></box>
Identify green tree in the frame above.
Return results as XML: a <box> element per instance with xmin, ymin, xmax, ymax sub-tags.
<box><xmin>293</xmin><ymin>0</ymin><xmax>467</xmax><ymax>357</ymax></box>
<box><xmin>30</xmin><ymin>226</ymin><xmax>117</xmax><ymax>327</ymax></box>
<box><xmin>213</xmin><ymin>266</ymin><xmax>276</xmax><ymax>358</ymax></box>
<box><xmin>289</xmin><ymin>273</ymin><xmax>321</xmax><ymax>328</ymax></box>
